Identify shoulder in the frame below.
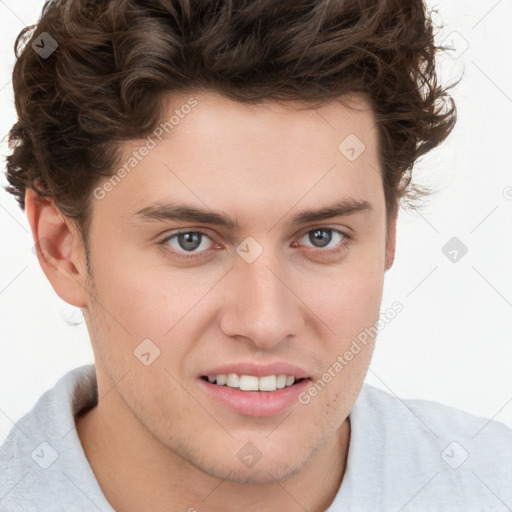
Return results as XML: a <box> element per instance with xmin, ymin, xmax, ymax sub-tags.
<box><xmin>354</xmin><ymin>383</ymin><xmax>512</xmax><ymax>466</ymax></box>
<box><xmin>357</xmin><ymin>382</ymin><xmax>512</xmax><ymax>443</ymax></box>
<box><xmin>356</xmin><ymin>384</ymin><xmax>512</xmax><ymax>446</ymax></box>
<box><xmin>0</xmin><ymin>365</ymin><xmax>112</xmax><ymax>512</ymax></box>
<box><xmin>336</xmin><ymin>383</ymin><xmax>512</xmax><ymax>512</ymax></box>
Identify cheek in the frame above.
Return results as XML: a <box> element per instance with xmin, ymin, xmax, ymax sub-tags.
<box><xmin>293</xmin><ymin>246</ymin><xmax>385</xmax><ymax>409</ymax></box>
<box><xmin>90</xmin><ymin>243</ymin><xmax>218</xmax><ymax>337</ymax></box>
<box><xmin>301</xmin><ymin>249</ymin><xmax>386</xmax><ymax>340</ymax></box>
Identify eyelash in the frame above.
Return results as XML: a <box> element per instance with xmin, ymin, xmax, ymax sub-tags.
<box><xmin>158</xmin><ymin>227</ymin><xmax>352</xmax><ymax>261</ymax></box>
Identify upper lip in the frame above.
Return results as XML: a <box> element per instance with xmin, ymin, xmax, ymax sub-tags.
<box><xmin>201</xmin><ymin>362</ymin><xmax>310</xmax><ymax>379</ymax></box>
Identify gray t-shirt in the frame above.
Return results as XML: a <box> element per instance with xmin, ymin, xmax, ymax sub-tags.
<box><xmin>1</xmin><ymin>365</ymin><xmax>511</xmax><ymax>511</ymax></box>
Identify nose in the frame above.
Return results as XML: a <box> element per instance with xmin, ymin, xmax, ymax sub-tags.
<box><xmin>219</xmin><ymin>250</ymin><xmax>305</xmax><ymax>350</ymax></box>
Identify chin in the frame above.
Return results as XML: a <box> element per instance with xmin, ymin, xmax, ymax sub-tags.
<box><xmin>207</xmin><ymin>460</ymin><xmax>306</xmax><ymax>485</ymax></box>
<box><xmin>183</xmin><ymin>441</ymin><xmax>313</xmax><ymax>485</ymax></box>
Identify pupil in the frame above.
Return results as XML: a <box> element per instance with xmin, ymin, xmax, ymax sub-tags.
<box><xmin>309</xmin><ymin>229</ymin><xmax>331</xmax><ymax>248</ymax></box>
<box><xmin>179</xmin><ymin>232</ymin><xmax>202</xmax><ymax>251</ymax></box>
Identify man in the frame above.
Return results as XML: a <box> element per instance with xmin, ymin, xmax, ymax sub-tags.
<box><xmin>1</xmin><ymin>0</ymin><xmax>510</xmax><ymax>511</ymax></box>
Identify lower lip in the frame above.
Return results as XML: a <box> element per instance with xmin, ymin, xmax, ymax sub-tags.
<box><xmin>198</xmin><ymin>378</ymin><xmax>311</xmax><ymax>417</ymax></box>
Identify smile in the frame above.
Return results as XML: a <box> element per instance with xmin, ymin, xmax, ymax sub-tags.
<box><xmin>202</xmin><ymin>373</ymin><xmax>303</xmax><ymax>391</ymax></box>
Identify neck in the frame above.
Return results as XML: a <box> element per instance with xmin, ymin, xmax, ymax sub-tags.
<box><xmin>76</xmin><ymin>386</ymin><xmax>350</xmax><ymax>512</ymax></box>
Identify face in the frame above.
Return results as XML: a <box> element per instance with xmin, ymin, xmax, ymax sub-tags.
<box><xmin>82</xmin><ymin>91</ymin><xmax>394</xmax><ymax>484</ymax></box>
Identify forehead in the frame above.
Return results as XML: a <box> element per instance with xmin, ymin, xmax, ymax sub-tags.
<box><xmin>160</xmin><ymin>90</ymin><xmax>379</xmax><ymax>163</ymax></box>
<box><xmin>94</xmin><ymin>90</ymin><xmax>384</xmax><ymax>226</ymax></box>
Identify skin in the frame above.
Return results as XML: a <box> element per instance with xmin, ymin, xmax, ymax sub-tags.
<box><xmin>25</xmin><ymin>90</ymin><xmax>397</xmax><ymax>512</ymax></box>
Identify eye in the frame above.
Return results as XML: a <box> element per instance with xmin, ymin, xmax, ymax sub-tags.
<box><xmin>159</xmin><ymin>226</ymin><xmax>350</xmax><ymax>261</ymax></box>
<box><xmin>160</xmin><ymin>230</ymin><xmax>216</xmax><ymax>259</ymax></box>
<box><xmin>297</xmin><ymin>227</ymin><xmax>348</xmax><ymax>251</ymax></box>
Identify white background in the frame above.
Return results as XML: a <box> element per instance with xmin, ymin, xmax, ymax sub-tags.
<box><xmin>0</xmin><ymin>0</ymin><xmax>511</xmax><ymax>444</ymax></box>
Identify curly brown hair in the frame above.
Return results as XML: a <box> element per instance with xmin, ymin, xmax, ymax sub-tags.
<box><xmin>4</xmin><ymin>0</ymin><xmax>456</xmax><ymax>242</ymax></box>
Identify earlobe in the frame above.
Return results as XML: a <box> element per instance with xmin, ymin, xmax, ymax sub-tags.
<box><xmin>384</xmin><ymin>212</ymin><xmax>398</xmax><ymax>271</ymax></box>
<box><xmin>25</xmin><ymin>188</ymin><xmax>89</xmax><ymax>308</ymax></box>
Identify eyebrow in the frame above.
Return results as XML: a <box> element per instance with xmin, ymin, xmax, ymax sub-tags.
<box><xmin>130</xmin><ymin>198</ymin><xmax>373</xmax><ymax>230</ymax></box>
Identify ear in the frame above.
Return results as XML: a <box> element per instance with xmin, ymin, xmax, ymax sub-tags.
<box><xmin>25</xmin><ymin>188</ymin><xmax>89</xmax><ymax>307</ymax></box>
<box><xmin>384</xmin><ymin>210</ymin><xmax>398</xmax><ymax>271</ymax></box>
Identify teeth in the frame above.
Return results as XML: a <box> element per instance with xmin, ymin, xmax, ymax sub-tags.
<box><xmin>258</xmin><ymin>375</ymin><xmax>276</xmax><ymax>391</ymax></box>
<box><xmin>276</xmin><ymin>375</ymin><xmax>287</xmax><ymax>389</ymax></box>
<box><xmin>226</xmin><ymin>373</ymin><xmax>239</xmax><ymax>388</ymax></box>
<box><xmin>206</xmin><ymin>373</ymin><xmax>300</xmax><ymax>391</ymax></box>
<box><xmin>239</xmin><ymin>375</ymin><xmax>259</xmax><ymax>391</ymax></box>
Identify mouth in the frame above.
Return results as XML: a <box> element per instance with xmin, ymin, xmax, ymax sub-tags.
<box><xmin>198</xmin><ymin>366</ymin><xmax>311</xmax><ymax>417</ymax></box>
<box><xmin>200</xmin><ymin>373</ymin><xmax>307</xmax><ymax>392</ymax></box>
